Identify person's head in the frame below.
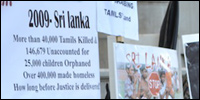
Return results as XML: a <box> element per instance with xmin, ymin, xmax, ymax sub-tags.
<box><xmin>132</xmin><ymin>64</ymin><xmax>138</xmax><ymax>73</ymax></box>
<box><xmin>160</xmin><ymin>71</ymin><xmax>166</xmax><ymax>83</ymax></box>
<box><xmin>126</xmin><ymin>64</ymin><xmax>133</xmax><ymax>77</ymax></box>
<box><xmin>172</xmin><ymin>70</ymin><xmax>177</xmax><ymax>77</ymax></box>
<box><xmin>140</xmin><ymin>65</ymin><xmax>148</xmax><ymax>79</ymax></box>
<box><xmin>134</xmin><ymin>69</ymin><xmax>138</xmax><ymax>73</ymax></box>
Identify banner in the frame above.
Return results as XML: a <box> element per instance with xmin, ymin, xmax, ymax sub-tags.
<box><xmin>182</xmin><ymin>34</ymin><xmax>199</xmax><ymax>99</ymax></box>
<box><xmin>1</xmin><ymin>1</ymin><xmax>100</xmax><ymax>99</ymax></box>
<box><xmin>97</xmin><ymin>1</ymin><xmax>139</xmax><ymax>40</ymax></box>
<box><xmin>114</xmin><ymin>43</ymin><xmax>183</xmax><ymax>99</ymax></box>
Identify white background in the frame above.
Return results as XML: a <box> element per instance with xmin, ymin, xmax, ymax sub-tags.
<box><xmin>114</xmin><ymin>43</ymin><xmax>182</xmax><ymax>99</ymax></box>
<box><xmin>97</xmin><ymin>1</ymin><xmax>139</xmax><ymax>40</ymax></box>
<box><xmin>1</xmin><ymin>1</ymin><xmax>100</xmax><ymax>99</ymax></box>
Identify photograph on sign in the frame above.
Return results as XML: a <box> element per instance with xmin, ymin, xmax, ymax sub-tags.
<box><xmin>182</xmin><ymin>34</ymin><xmax>199</xmax><ymax>99</ymax></box>
<box><xmin>114</xmin><ymin>43</ymin><xmax>183</xmax><ymax>99</ymax></box>
<box><xmin>97</xmin><ymin>1</ymin><xmax>139</xmax><ymax>40</ymax></box>
<box><xmin>1</xmin><ymin>1</ymin><xmax>100</xmax><ymax>99</ymax></box>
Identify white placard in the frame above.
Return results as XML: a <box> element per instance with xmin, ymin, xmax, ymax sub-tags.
<box><xmin>113</xmin><ymin>43</ymin><xmax>183</xmax><ymax>99</ymax></box>
<box><xmin>1</xmin><ymin>1</ymin><xmax>100</xmax><ymax>99</ymax></box>
<box><xmin>182</xmin><ymin>34</ymin><xmax>199</xmax><ymax>99</ymax></box>
<box><xmin>97</xmin><ymin>1</ymin><xmax>139</xmax><ymax>40</ymax></box>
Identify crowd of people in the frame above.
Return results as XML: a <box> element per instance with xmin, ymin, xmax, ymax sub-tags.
<box><xmin>124</xmin><ymin>63</ymin><xmax>180</xmax><ymax>99</ymax></box>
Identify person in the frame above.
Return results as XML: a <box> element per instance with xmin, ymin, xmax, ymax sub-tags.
<box><xmin>159</xmin><ymin>70</ymin><xmax>168</xmax><ymax>99</ymax></box>
<box><xmin>124</xmin><ymin>64</ymin><xmax>135</xmax><ymax>99</ymax></box>
<box><xmin>160</xmin><ymin>55</ymin><xmax>175</xmax><ymax>99</ymax></box>
<box><xmin>137</xmin><ymin>65</ymin><xmax>152</xmax><ymax>99</ymax></box>
<box><xmin>132</xmin><ymin>64</ymin><xmax>140</xmax><ymax>97</ymax></box>
<box><xmin>172</xmin><ymin>70</ymin><xmax>180</xmax><ymax>92</ymax></box>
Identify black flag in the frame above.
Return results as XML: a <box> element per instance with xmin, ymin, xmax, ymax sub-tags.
<box><xmin>159</xmin><ymin>1</ymin><xmax>179</xmax><ymax>49</ymax></box>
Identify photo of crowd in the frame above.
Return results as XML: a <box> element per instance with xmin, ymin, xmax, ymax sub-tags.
<box><xmin>117</xmin><ymin>62</ymin><xmax>181</xmax><ymax>99</ymax></box>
